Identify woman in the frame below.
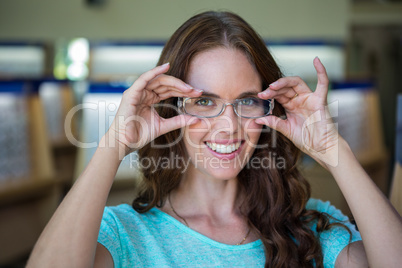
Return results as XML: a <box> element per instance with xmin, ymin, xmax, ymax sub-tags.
<box><xmin>28</xmin><ymin>11</ymin><xmax>401</xmax><ymax>268</ymax></box>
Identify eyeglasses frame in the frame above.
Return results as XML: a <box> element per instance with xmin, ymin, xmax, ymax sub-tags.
<box><xmin>177</xmin><ymin>97</ymin><xmax>275</xmax><ymax>119</ymax></box>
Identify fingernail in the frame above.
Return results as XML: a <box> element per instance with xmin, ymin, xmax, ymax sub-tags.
<box><xmin>194</xmin><ymin>88</ymin><xmax>203</xmax><ymax>92</ymax></box>
<box><xmin>185</xmin><ymin>83</ymin><xmax>193</xmax><ymax>89</ymax></box>
<box><xmin>162</xmin><ymin>62</ymin><xmax>170</xmax><ymax>67</ymax></box>
<box><xmin>269</xmin><ymin>81</ymin><xmax>278</xmax><ymax>87</ymax></box>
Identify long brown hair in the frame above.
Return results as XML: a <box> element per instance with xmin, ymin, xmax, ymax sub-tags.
<box><xmin>133</xmin><ymin>11</ymin><xmax>348</xmax><ymax>267</ymax></box>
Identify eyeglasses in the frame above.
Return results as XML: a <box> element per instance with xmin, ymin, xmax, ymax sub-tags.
<box><xmin>178</xmin><ymin>96</ymin><xmax>274</xmax><ymax>118</ymax></box>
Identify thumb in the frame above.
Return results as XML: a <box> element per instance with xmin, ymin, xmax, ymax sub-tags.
<box><xmin>255</xmin><ymin>116</ymin><xmax>289</xmax><ymax>138</ymax></box>
<box><xmin>159</xmin><ymin>114</ymin><xmax>199</xmax><ymax>136</ymax></box>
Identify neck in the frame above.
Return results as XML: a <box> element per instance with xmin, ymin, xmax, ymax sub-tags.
<box><xmin>170</xmin><ymin>164</ymin><xmax>244</xmax><ymax>221</ymax></box>
<box><xmin>164</xmin><ymin>164</ymin><xmax>255</xmax><ymax>245</ymax></box>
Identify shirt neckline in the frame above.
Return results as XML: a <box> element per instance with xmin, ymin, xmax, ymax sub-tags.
<box><xmin>150</xmin><ymin>206</ymin><xmax>263</xmax><ymax>250</ymax></box>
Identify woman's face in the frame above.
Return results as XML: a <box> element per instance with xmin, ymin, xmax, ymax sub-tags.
<box><xmin>182</xmin><ymin>47</ymin><xmax>263</xmax><ymax>180</ymax></box>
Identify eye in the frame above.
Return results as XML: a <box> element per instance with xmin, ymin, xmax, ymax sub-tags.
<box><xmin>239</xmin><ymin>98</ymin><xmax>256</xmax><ymax>106</ymax></box>
<box><xmin>194</xmin><ymin>97</ymin><xmax>215</xmax><ymax>106</ymax></box>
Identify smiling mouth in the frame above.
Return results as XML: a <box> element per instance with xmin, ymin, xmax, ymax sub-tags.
<box><xmin>205</xmin><ymin>141</ymin><xmax>242</xmax><ymax>154</ymax></box>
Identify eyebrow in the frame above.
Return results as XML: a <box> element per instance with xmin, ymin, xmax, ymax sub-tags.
<box><xmin>237</xmin><ymin>91</ymin><xmax>260</xmax><ymax>99</ymax></box>
<box><xmin>201</xmin><ymin>90</ymin><xmax>259</xmax><ymax>99</ymax></box>
<box><xmin>200</xmin><ymin>91</ymin><xmax>220</xmax><ymax>98</ymax></box>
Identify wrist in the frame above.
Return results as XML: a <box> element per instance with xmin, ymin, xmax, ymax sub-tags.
<box><xmin>322</xmin><ymin>137</ymin><xmax>355</xmax><ymax>171</ymax></box>
<box><xmin>308</xmin><ymin>136</ymin><xmax>352</xmax><ymax>171</ymax></box>
<box><xmin>99</xmin><ymin>131</ymin><xmax>128</xmax><ymax>161</ymax></box>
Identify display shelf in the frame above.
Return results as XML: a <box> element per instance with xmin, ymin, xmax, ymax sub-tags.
<box><xmin>301</xmin><ymin>152</ymin><xmax>390</xmax><ymax>217</ymax></box>
<box><xmin>0</xmin><ymin>81</ymin><xmax>62</xmax><ymax>265</ymax></box>
<box><xmin>0</xmin><ymin>177</ymin><xmax>61</xmax><ymax>207</ymax></box>
<box><xmin>0</xmin><ymin>181</ymin><xmax>61</xmax><ymax>265</ymax></box>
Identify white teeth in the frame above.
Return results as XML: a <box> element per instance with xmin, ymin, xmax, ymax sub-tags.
<box><xmin>206</xmin><ymin>142</ymin><xmax>241</xmax><ymax>154</ymax></box>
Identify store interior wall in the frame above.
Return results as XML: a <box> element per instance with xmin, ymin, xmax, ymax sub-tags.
<box><xmin>0</xmin><ymin>0</ymin><xmax>349</xmax><ymax>41</ymax></box>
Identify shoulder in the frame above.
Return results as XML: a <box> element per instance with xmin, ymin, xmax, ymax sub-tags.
<box><xmin>102</xmin><ymin>203</ymin><xmax>136</xmax><ymax>219</ymax></box>
<box><xmin>305</xmin><ymin>198</ymin><xmax>357</xmax><ymax>235</ymax></box>
<box><xmin>98</xmin><ymin>204</ymin><xmax>162</xmax><ymax>267</ymax></box>
<box><xmin>99</xmin><ymin>204</ymin><xmax>137</xmax><ymax>239</ymax></box>
<box><xmin>306</xmin><ymin>199</ymin><xmax>363</xmax><ymax>268</ymax></box>
<box><xmin>306</xmin><ymin>198</ymin><xmax>334</xmax><ymax>212</ymax></box>
<box><xmin>101</xmin><ymin>204</ymin><xmax>135</xmax><ymax>225</ymax></box>
<box><xmin>306</xmin><ymin>198</ymin><xmax>348</xmax><ymax>221</ymax></box>
<box><xmin>101</xmin><ymin>203</ymin><xmax>160</xmax><ymax>228</ymax></box>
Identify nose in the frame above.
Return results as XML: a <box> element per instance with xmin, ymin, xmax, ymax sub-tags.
<box><xmin>213</xmin><ymin>103</ymin><xmax>239</xmax><ymax>134</ymax></box>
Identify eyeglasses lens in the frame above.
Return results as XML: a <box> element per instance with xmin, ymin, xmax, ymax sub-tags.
<box><xmin>183</xmin><ymin>97</ymin><xmax>272</xmax><ymax>118</ymax></box>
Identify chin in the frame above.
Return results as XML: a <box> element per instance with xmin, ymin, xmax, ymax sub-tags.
<box><xmin>193</xmin><ymin>159</ymin><xmax>244</xmax><ymax>181</ymax></box>
<box><xmin>209</xmin><ymin>169</ymin><xmax>240</xmax><ymax>181</ymax></box>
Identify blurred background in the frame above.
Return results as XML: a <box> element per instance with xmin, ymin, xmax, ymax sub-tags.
<box><xmin>0</xmin><ymin>0</ymin><xmax>401</xmax><ymax>266</ymax></box>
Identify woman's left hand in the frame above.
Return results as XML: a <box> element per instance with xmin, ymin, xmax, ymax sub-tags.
<box><xmin>255</xmin><ymin>57</ymin><xmax>340</xmax><ymax>167</ymax></box>
<box><xmin>256</xmin><ymin>58</ymin><xmax>402</xmax><ymax>268</ymax></box>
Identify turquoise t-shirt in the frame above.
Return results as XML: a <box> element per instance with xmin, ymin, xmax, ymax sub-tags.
<box><xmin>98</xmin><ymin>198</ymin><xmax>361</xmax><ymax>268</ymax></box>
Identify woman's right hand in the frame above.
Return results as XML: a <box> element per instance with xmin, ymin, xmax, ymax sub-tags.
<box><xmin>106</xmin><ymin>63</ymin><xmax>201</xmax><ymax>155</ymax></box>
<box><xmin>27</xmin><ymin>66</ymin><xmax>196</xmax><ymax>267</ymax></box>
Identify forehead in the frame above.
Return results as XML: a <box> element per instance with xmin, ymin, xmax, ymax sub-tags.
<box><xmin>186</xmin><ymin>48</ymin><xmax>262</xmax><ymax>99</ymax></box>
